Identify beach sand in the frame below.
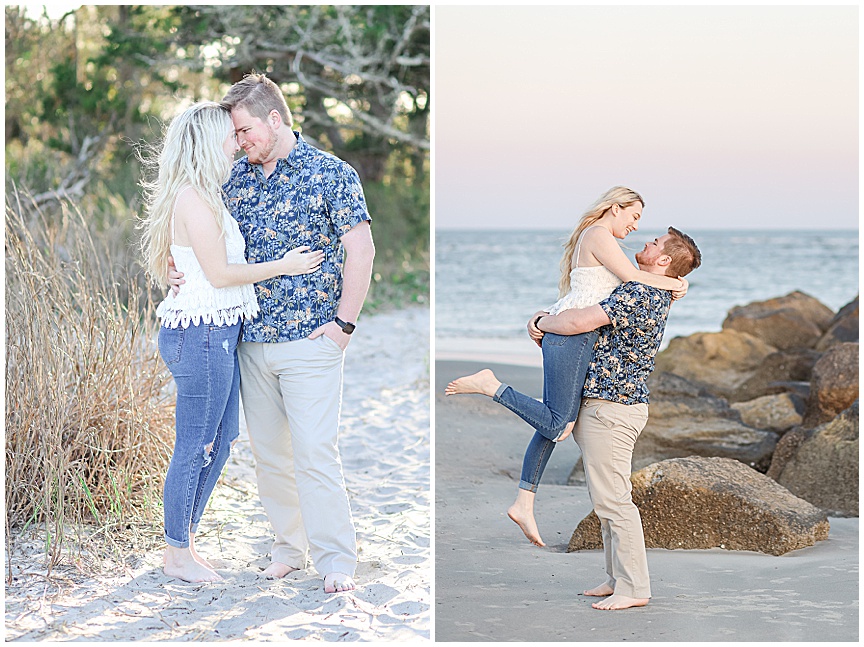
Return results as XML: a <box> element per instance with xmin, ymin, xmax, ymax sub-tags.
<box><xmin>435</xmin><ymin>359</ymin><xmax>859</xmax><ymax>642</ymax></box>
<box><xmin>5</xmin><ymin>306</ymin><xmax>430</xmax><ymax>642</ymax></box>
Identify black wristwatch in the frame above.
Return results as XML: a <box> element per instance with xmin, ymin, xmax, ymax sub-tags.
<box><xmin>334</xmin><ymin>316</ymin><xmax>356</xmax><ymax>335</ymax></box>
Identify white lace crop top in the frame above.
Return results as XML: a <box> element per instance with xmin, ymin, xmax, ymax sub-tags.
<box><xmin>156</xmin><ymin>190</ymin><xmax>260</xmax><ymax>329</ymax></box>
<box><xmin>546</xmin><ymin>226</ymin><xmax>623</xmax><ymax>315</ymax></box>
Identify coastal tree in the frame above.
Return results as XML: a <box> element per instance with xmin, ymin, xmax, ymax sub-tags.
<box><xmin>6</xmin><ymin>4</ymin><xmax>429</xmax><ymax>306</ymax></box>
<box><xmin>171</xmin><ymin>4</ymin><xmax>430</xmax><ymax>183</ymax></box>
<box><xmin>5</xmin><ymin>5</ymin><xmax>190</xmax><ymax>207</ymax></box>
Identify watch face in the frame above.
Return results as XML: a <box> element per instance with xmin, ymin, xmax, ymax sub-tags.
<box><xmin>336</xmin><ymin>317</ymin><xmax>355</xmax><ymax>334</ymax></box>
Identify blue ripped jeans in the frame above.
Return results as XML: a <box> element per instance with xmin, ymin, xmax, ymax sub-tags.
<box><xmin>158</xmin><ymin>320</ymin><xmax>242</xmax><ymax>548</ymax></box>
<box><xmin>493</xmin><ymin>329</ymin><xmax>598</xmax><ymax>492</ymax></box>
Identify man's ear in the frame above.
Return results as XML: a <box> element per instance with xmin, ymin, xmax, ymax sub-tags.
<box><xmin>658</xmin><ymin>254</ymin><xmax>672</xmax><ymax>268</ymax></box>
<box><xmin>269</xmin><ymin>109</ymin><xmax>283</xmax><ymax>128</ymax></box>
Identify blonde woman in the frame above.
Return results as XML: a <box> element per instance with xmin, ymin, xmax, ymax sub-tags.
<box><xmin>445</xmin><ymin>187</ymin><xmax>687</xmax><ymax>547</ymax></box>
<box><xmin>141</xmin><ymin>102</ymin><xmax>323</xmax><ymax>583</ymax></box>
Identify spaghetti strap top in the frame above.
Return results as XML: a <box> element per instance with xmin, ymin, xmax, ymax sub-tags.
<box><xmin>546</xmin><ymin>225</ymin><xmax>622</xmax><ymax>314</ymax></box>
<box><xmin>169</xmin><ymin>186</ymin><xmax>189</xmax><ymax>245</ymax></box>
<box><xmin>573</xmin><ymin>225</ymin><xmax>594</xmax><ymax>269</ymax></box>
<box><xmin>171</xmin><ymin>196</ymin><xmax>177</xmax><ymax>244</ymax></box>
<box><xmin>155</xmin><ymin>186</ymin><xmax>260</xmax><ymax>329</ymax></box>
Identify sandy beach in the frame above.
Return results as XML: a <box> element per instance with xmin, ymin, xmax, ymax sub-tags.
<box><xmin>5</xmin><ymin>306</ymin><xmax>430</xmax><ymax>642</ymax></box>
<box><xmin>435</xmin><ymin>359</ymin><xmax>859</xmax><ymax>642</ymax></box>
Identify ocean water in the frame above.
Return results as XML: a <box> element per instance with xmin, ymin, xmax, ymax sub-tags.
<box><xmin>435</xmin><ymin>229</ymin><xmax>859</xmax><ymax>353</ymax></box>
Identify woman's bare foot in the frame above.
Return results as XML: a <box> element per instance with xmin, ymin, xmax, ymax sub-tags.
<box><xmin>582</xmin><ymin>582</ymin><xmax>614</xmax><ymax>597</ymax></box>
<box><xmin>444</xmin><ymin>369</ymin><xmax>501</xmax><ymax>397</ymax></box>
<box><xmin>555</xmin><ymin>421</ymin><xmax>576</xmax><ymax>443</ymax></box>
<box><xmin>261</xmin><ymin>561</ymin><xmax>299</xmax><ymax>579</ymax></box>
<box><xmin>163</xmin><ymin>533</ymin><xmax>214</xmax><ymax>569</ymax></box>
<box><xmin>189</xmin><ymin>533</ymin><xmax>214</xmax><ymax>569</ymax></box>
<box><xmin>163</xmin><ymin>546</ymin><xmax>222</xmax><ymax>583</ymax></box>
<box><xmin>324</xmin><ymin>572</ymin><xmax>356</xmax><ymax>593</ymax></box>
<box><xmin>592</xmin><ymin>594</ymin><xmax>649</xmax><ymax>610</ymax></box>
<box><xmin>506</xmin><ymin>489</ymin><xmax>545</xmax><ymax>547</ymax></box>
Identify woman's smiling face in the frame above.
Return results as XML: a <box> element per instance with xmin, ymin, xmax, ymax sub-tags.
<box><xmin>611</xmin><ymin>202</ymin><xmax>642</xmax><ymax>239</ymax></box>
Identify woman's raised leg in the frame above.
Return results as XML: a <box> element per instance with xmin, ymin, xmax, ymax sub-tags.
<box><xmin>493</xmin><ymin>331</ymin><xmax>598</xmax><ymax>440</ymax></box>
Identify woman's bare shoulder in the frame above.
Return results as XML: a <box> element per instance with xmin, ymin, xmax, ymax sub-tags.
<box><xmin>174</xmin><ymin>185</ymin><xmax>207</xmax><ymax>213</ymax></box>
<box><xmin>581</xmin><ymin>225</ymin><xmax>614</xmax><ymax>247</ymax></box>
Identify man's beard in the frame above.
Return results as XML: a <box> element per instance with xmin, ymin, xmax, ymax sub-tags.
<box><xmin>247</xmin><ymin>128</ymin><xmax>278</xmax><ymax>164</ymax></box>
<box><xmin>634</xmin><ymin>250</ymin><xmax>660</xmax><ymax>268</ymax></box>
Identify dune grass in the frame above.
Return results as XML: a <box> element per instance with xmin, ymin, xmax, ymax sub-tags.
<box><xmin>5</xmin><ymin>188</ymin><xmax>175</xmax><ymax>574</ymax></box>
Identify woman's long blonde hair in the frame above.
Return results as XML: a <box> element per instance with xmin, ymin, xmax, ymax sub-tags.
<box><xmin>139</xmin><ymin>101</ymin><xmax>234</xmax><ymax>287</ymax></box>
<box><xmin>557</xmin><ymin>186</ymin><xmax>645</xmax><ymax>298</ymax></box>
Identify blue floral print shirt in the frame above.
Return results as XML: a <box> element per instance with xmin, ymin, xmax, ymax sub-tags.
<box><xmin>223</xmin><ymin>133</ymin><xmax>371</xmax><ymax>343</ymax></box>
<box><xmin>582</xmin><ymin>281</ymin><xmax>672</xmax><ymax>405</ymax></box>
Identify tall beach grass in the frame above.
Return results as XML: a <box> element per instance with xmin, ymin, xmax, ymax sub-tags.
<box><xmin>5</xmin><ymin>188</ymin><xmax>175</xmax><ymax>575</ymax></box>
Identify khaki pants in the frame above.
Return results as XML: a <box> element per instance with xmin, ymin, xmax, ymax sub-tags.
<box><xmin>238</xmin><ymin>336</ymin><xmax>357</xmax><ymax>576</ymax></box>
<box><xmin>574</xmin><ymin>398</ymin><xmax>651</xmax><ymax>599</ymax></box>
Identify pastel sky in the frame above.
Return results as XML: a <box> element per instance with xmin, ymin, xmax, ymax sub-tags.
<box><xmin>435</xmin><ymin>5</ymin><xmax>859</xmax><ymax>230</ymax></box>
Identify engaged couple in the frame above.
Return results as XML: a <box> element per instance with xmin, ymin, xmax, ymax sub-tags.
<box><xmin>446</xmin><ymin>188</ymin><xmax>701</xmax><ymax>610</ymax></box>
<box><xmin>141</xmin><ymin>73</ymin><xmax>375</xmax><ymax>593</ymax></box>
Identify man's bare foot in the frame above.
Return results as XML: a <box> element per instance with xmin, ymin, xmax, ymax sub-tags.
<box><xmin>163</xmin><ymin>547</ymin><xmax>222</xmax><ymax>583</ymax></box>
<box><xmin>507</xmin><ymin>489</ymin><xmax>545</xmax><ymax>546</ymax></box>
<box><xmin>555</xmin><ymin>421</ymin><xmax>576</xmax><ymax>443</ymax></box>
<box><xmin>261</xmin><ymin>561</ymin><xmax>299</xmax><ymax>579</ymax></box>
<box><xmin>444</xmin><ymin>369</ymin><xmax>501</xmax><ymax>397</ymax></box>
<box><xmin>582</xmin><ymin>582</ymin><xmax>614</xmax><ymax>597</ymax></box>
<box><xmin>324</xmin><ymin>572</ymin><xmax>356</xmax><ymax>593</ymax></box>
<box><xmin>592</xmin><ymin>594</ymin><xmax>649</xmax><ymax>610</ymax></box>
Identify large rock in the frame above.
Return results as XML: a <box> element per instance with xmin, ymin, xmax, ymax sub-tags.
<box><xmin>730</xmin><ymin>348</ymin><xmax>820</xmax><ymax>403</ymax></box>
<box><xmin>645</xmin><ymin>372</ymin><xmax>733</xmax><ymax>418</ymax></box>
<box><xmin>637</xmin><ymin>417</ymin><xmax>779</xmax><ymax>473</ymax></box>
<box><xmin>773</xmin><ymin>401</ymin><xmax>859</xmax><ymax>516</ymax></box>
<box><xmin>731</xmin><ymin>393</ymin><xmax>804</xmax><ymax>432</ymax></box>
<box><xmin>766</xmin><ymin>427</ymin><xmax>810</xmax><ymax>481</ymax></box>
<box><xmin>722</xmin><ymin>291</ymin><xmax>835</xmax><ymax>350</ymax></box>
<box><xmin>654</xmin><ymin>330</ymin><xmax>776</xmax><ymax>400</ymax></box>
<box><xmin>568</xmin><ymin>456</ymin><xmax>830</xmax><ymax>556</ymax></box>
<box><xmin>633</xmin><ymin>372</ymin><xmax>779</xmax><ymax>472</ymax></box>
<box><xmin>816</xmin><ymin>296</ymin><xmax>859</xmax><ymax>351</ymax></box>
<box><xmin>804</xmin><ymin>342</ymin><xmax>859</xmax><ymax>427</ymax></box>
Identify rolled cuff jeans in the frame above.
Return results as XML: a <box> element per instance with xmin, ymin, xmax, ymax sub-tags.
<box><xmin>158</xmin><ymin>320</ymin><xmax>242</xmax><ymax>548</ymax></box>
<box><xmin>492</xmin><ymin>329</ymin><xmax>598</xmax><ymax>492</ymax></box>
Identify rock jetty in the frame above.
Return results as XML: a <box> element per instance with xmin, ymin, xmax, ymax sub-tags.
<box><xmin>768</xmin><ymin>400</ymin><xmax>859</xmax><ymax>516</ymax></box>
<box><xmin>570</xmin><ymin>291</ymin><xmax>859</xmax><ymax>521</ymax></box>
<box><xmin>568</xmin><ymin>456</ymin><xmax>830</xmax><ymax>556</ymax></box>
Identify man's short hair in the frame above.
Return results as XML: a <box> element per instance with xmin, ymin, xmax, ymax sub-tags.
<box><xmin>221</xmin><ymin>73</ymin><xmax>293</xmax><ymax>128</ymax></box>
<box><xmin>663</xmin><ymin>227</ymin><xmax>702</xmax><ymax>277</ymax></box>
